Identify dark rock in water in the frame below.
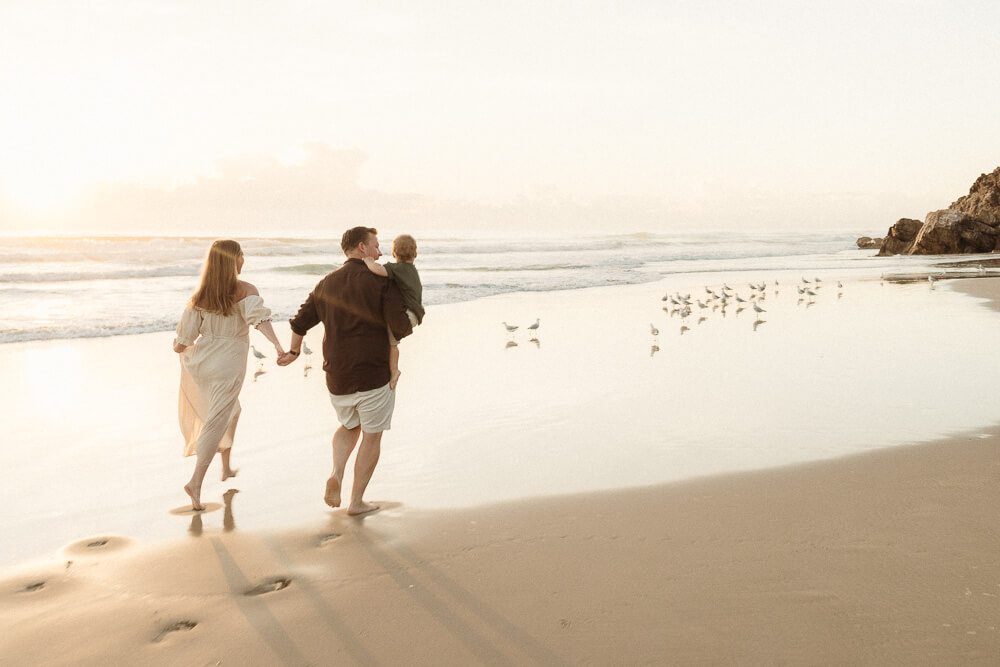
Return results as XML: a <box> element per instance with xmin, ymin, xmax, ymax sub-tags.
<box><xmin>910</xmin><ymin>209</ymin><xmax>997</xmax><ymax>254</ymax></box>
<box><xmin>877</xmin><ymin>219</ymin><xmax>923</xmax><ymax>256</ymax></box>
<box><xmin>856</xmin><ymin>236</ymin><xmax>883</xmax><ymax>250</ymax></box>
<box><xmin>880</xmin><ymin>167</ymin><xmax>1000</xmax><ymax>256</ymax></box>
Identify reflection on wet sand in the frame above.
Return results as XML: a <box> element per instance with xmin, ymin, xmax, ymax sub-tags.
<box><xmin>223</xmin><ymin>489</ymin><xmax>238</xmax><ymax>532</ymax></box>
<box><xmin>186</xmin><ymin>488</ymin><xmax>239</xmax><ymax>536</ymax></box>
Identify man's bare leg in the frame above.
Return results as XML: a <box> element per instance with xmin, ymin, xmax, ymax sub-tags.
<box><xmin>220</xmin><ymin>448</ymin><xmax>238</xmax><ymax>481</ymax></box>
<box><xmin>389</xmin><ymin>345</ymin><xmax>401</xmax><ymax>390</ymax></box>
<box><xmin>326</xmin><ymin>424</ymin><xmax>361</xmax><ymax>508</ymax></box>
<box><xmin>348</xmin><ymin>430</ymin><xmax>382</xmax><ymax>515</ymax></box>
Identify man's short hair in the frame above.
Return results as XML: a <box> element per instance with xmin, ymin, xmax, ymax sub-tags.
<box><xmin>341</xmin><ymin>226</ymin><xmax>378</xmax><ymax>254</ymax></box>
<box><xmin>393</xmin><ymin>234</ymin><xmax>418</xmax><ymax>262</ymax></box>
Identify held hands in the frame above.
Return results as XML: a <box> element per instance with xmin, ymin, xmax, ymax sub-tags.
<box><xmin>276</xmin><ymin>350</ymin><xmax>300</xmax><ymax>366</ymax></box>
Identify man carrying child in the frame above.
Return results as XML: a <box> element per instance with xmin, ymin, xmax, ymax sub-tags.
<box><xmin>278</xmin><ymin>227</ymin><xmax>415</xmax><ymax>515</ymax></box>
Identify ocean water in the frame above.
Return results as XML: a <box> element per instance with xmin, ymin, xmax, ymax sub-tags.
<box><xmin>0</xmin><ymin>231</ymin><xmax>961</xmax><ymax>344</ymax></box>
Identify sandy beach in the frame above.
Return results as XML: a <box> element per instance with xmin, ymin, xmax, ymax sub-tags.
<box><xmin>3</xmin><ymin>272</ymin><xmax>1000</xmax><ymax>664</ymax></box>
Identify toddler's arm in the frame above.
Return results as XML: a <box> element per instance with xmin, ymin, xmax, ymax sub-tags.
<box><xmin>364</xmin><ymin>257</ymin><xmax>388</xmax><ymax>277</ymax></box>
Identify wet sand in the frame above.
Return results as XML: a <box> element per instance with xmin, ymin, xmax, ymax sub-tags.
<box><xmin>2</xmin><ymin>275</ymin><xmax>1000</xmax><ymax>664</ymax></box>
<box><xmin>3</xmin><ymin>425</ymin><xmax>1000</xmax><ymax>664</ymax></box>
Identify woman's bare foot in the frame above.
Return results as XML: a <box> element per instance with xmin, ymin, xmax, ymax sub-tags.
<box><xmin>221</xmin><ymin>468</ymin><xmax>238</xmax><ymax>482</ymax></box>
<box><xmin>324</xmin><ymin>476</ymin><xmax>342</xmax><ymax>508</ymax></box>
<box><xmin>347</xmin><ymin>500</ymin><xmax>380</xmax><ymax>516</ymax></box>
<box><xmin>183</xmin><ymin>484</ymin><xmax>204</xmax><ymax>511</ymax></box>
<box><xmin>389</xmin><ymin>369</ymin><xmax>402</xmax><ymax>390</ymax></box>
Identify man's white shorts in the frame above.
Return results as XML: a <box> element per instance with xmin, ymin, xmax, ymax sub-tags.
<box><xmin>328</xmin><ymin>382</ymin><xmax>395</xmax><ymax>433</ymax></box>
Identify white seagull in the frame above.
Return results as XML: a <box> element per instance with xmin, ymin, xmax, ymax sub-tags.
<box><xmin>528</xmin><ymin>318</ymin><xmax>540</xmax><ymax>334</ymax></box>
<box><xmin>650</xmin><ymin>324</ymin><xmax>660</xmax><ymax>336</ymax></box>
<box><xmin>502</xmin><ymin>321</ymin><xmax>519</xmax><ymax>333</ymax></box>
<box><xmin>752</xmin><ymin>302</ymin><xmax>766</xmax><ymax>314</ymax></box>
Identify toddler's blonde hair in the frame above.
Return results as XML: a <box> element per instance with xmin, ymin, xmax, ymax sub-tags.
<box><xmin>393</xmin><ymin>234</ymin><xmax>417</xmax><ymax>262</ymax></box>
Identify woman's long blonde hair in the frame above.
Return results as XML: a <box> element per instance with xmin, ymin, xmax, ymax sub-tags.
<box><xmin>190</xmin><ymin>240</ymin><xmax>242</xmax><ymax>315</ymax></box>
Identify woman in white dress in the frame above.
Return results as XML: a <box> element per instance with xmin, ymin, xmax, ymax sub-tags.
<box><xmin>173</xmin><ymin>240</ymin><xmax>285</xmax><ymax>511</ymax></box>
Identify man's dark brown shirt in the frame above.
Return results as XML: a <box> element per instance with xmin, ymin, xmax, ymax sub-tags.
<box><xmin>289</xmin><ymin>258</ymin><xmax>413</xmax><ymax>395</ymax></box>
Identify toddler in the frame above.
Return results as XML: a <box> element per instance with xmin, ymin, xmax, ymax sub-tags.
<box><xmin>364</xmin><ymin>233</ymin><xmax>424</xmax><ymax>389</ymax></box>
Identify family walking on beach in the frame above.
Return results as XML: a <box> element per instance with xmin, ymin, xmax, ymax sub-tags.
<box><xmin>172</xmin><ymin>227</ymin><xmax>424</xmax><ymax>515</ymax></box>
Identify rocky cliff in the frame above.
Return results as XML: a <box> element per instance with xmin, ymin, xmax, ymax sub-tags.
<box><xmin>878</xmin><ymin>166</ymin><xmax>1000</xmax><ymax>256</ymax></box>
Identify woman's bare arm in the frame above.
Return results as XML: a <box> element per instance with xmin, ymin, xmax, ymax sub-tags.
<box><xmin>255</xmin><ymin>319</ymin><xmax>284</xmax><ymax>355</ymax></box>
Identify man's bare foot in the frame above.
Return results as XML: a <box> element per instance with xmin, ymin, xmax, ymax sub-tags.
<box><xmin>389</xmin><ymin>369</ymin><xmax>401</xmax><ymax>390</ymax></box>
<box><xmin>221</xmin><ymin>468</ymin><xmax>238</xmax><ymax>481</ymax></box>
<box><xmin>183</xmin><ymin>484</ymin><xmax>204</xmax><ymax>511</ymax></box>
<box><xmin>324</xmin><ymin>476</ymin><xmax>342</xmax><ymax>508</ymax></box>
<box><xmin>347</xmin><ymin>500</ymin><xmax>380</xmax><ymax>516</ymax></box>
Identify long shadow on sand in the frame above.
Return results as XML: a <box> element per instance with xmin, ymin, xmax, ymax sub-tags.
<box><xmin>208</xmin><ymin>537</ymin><xmax>309</xmax><ymax>666</ymax></box>
<box><xmin>260</xmin><ymin>536</ymin><xmax>380</xmax><ymax>666</ymax></box>
<box><xmin>354</xmin><ymin>526</ymin><xmax>570</xmax><ymax>667</ymax></box>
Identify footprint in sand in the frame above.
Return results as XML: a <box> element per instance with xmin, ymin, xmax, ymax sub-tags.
<box><xmin>244</xmin><ymin>577</ymin><xmax>292</xmax><ymax>596</ymax></box>
<box><xmin>318</xmin><ymin>533</ymin><xmax>342</xmax><ymax>547</ymax></box>
<box><xmin>20</xmin><ymin>581</ymin><xmax>45</xmax><ymax>593</ymax></box>
<box><xmin>152</xmin><ymin>620</ymin><xmax>198</xmax><ymax>643</ymax></box>
<box><xmin>61</xmin><ymin>536</ymin><xmax>132</xmax><ymax>557</ymax></box>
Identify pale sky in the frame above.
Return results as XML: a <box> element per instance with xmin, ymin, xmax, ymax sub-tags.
<box><xmin>1</xmin><ymin>0</ymin><xmax>998</xmax><ymax>235</ymax></box>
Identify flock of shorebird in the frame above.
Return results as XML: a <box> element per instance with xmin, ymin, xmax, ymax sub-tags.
<box><xmin>496</xmin><ymin>277</ymin><xmax>851</xmax><ymax>352</ymax></box>
<box><xmin>501</xmin><ymin>318</ymin><xmax>541</xmax><ymax>348</ymax></box>
<box><xmin>651</xmin><ymin>277</ymin><xmax>847</xmax><ymax>343</ymax></box>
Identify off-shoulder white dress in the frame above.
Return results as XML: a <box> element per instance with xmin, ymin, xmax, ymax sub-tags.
<box><xmin>175</xmin><ymin>296</ymin><xmax>272</xmax><ymax>461</ymax></box>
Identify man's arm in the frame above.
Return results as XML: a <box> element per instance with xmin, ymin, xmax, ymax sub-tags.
<box><xmin>281</xmin><ymin>285</ymin><xmax>320</xmax><ymax>366</ymax></box>
<box><xmin>289</xmin><ymin>286</ymin><xmax>320</xmax><ymax>336</ymax></box>
<box><xmin>382</xmin><ymin>281</ymin><xmax>413</xmax><ymax>342</ymax></box>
